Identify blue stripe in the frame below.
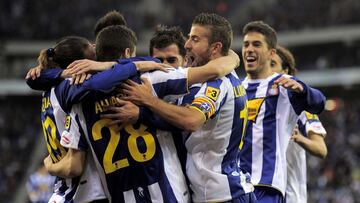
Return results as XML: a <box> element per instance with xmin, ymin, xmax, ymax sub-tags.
<box><xmin>152</xmin><ymin>78</ymin><xmax>188</xmax><ymax>99</ymax></box>
<box><xmin>245</xmin><ymin>83</ymin><xmax>260</xmax><ymax>100</ymax></box>
<box><xmin>297</xmin><ymin>120</ymin><xmax>307</xmax><ymax>137</ymax></box>
<box><xmin>258</xmin><ymin>79</ymin><xmax>279</xmax><ymax>185</ymax></box>
<box><xmin>206</xmin><ymin>78</ymin><xmax>223</xmax><ymax>89</ymax></box>
<box><xmin>240</xmin><ymin>82</ymin><xmax>260</xmax><ymax>175</ymax></box>
<box><xmin>222</xmin><ymin>74</ymin><xmax>248</xmax><ymax>198</ymax></box>
<box><xmin>158</xmin><ymin>174</ymin><xmax>178</xmax><ymax>203</ymax></box>
<box><xmin>240</xmin><ymin>122</ymin><xmax>253</xmax><ymax>174</ymax></box>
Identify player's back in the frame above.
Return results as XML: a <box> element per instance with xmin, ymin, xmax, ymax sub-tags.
<box><xmin>42</xmin><ymin>87</ymin><xmax>106</xmax><ymax>203</ymax></box>
<box><xmin>41</xmin><ymin>88</ymin><xmax>80</xmax><ymax>202</ymax></box>
<box><xmin>185</xmin><ymin>71</ymin><xmax>253</xmax><ymax>202</ymax></box>
<box><xmin>71</xmin><ymin>70</ymin><xmax>190</xmax><ymax>203</ymax></box>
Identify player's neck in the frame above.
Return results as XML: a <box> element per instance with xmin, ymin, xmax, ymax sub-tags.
<box><xmin>247</xmin><ymin>66</ymin><xmax>273</xmax><ymax>80</ymax></box>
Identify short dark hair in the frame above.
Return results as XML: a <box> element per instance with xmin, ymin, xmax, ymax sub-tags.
<box><xmin>243</xmin><ymin>21</ymin><xmax>277</xmax><ymax>49</ymax></box>
<box><xmin>95</xmin><ymin>25</ymin><xmax>137</xmax><ymax>61</ymax></box>
<box><xmin>38</xmin><ymin>36</ymin><xmax>91</xmax><ymax>69</ymax></box>
<box><xmin>94</xmin><ymin>10</ymin><xmax>127</xmax><ymax>37</ymax></box>
<box><xmin>276</xmin><ymin>45</ymin><xmax>297</xmax><ymax>76</ymax></box>
<box><xmin>149</xmin><ymin>25</ymin><xmax>186</xmax><ymax>57</ymax></box>
<box><xmin>192</xmin><ymin>13</ymin><xmax>233</xmax><ymax>55</ymax></box>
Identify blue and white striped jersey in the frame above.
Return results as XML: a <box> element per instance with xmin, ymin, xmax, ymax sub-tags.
<box><xmin>285</xmin><ymin>112</ymin><xmax>326</xmax><ymax>203</ymax></box>
<box><xmin>185</xmin><ymin>71</ymin><xmax>254</xmax><ymax>202</ymax></box>
<box><xmin>240</xmin><ymin>73</ymin><xmax>325</xmax><ymax>196</ymax></box>
<box><xmin>67</xmin><ymin>68</ymin><xmax>190</xmax><ymax>203</ymax></box>
<box><xmin>32</xmin><ymin>58</ymin><xmax>150</xmax><ymax>203</ymax></box>
<box><xmin>42</xmin><ymin>88</ymin><xmax>106</xmax><ymax>203</ymax></box>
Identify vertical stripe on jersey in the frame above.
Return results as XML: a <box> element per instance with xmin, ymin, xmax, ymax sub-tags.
<box><xmin>149</xmin><ymin>182</ymin><xmax>164</xmax><ymax>202</ymax></box>
<box><xmin>240</xmin><ymin>82</ymin><xmax>260</xmax><ymax>177</ymax></box>
<box><xmin>123</xmin><ymin>190</ymin><xmax>136</xmax><ymax>202</ymax></box>
<box><xmin>223</xmin><ymin>73</ymin><xmax>247</xmax><ymax>198</ymax></box>
<box><xmin>258</xmin><ymin>79</ymin><xmax>279</xmax><ymax>184</ymax></box>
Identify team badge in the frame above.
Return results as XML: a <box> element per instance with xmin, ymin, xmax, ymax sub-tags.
<box><xmin>268</xmin><ymin>84</ymin><xmax>279</xmax><ymax>96</ymax></box>
<box><xmin>205</xmin><ymin>86</ymin><xmax>220</xmax><ymax>101</ymax></box>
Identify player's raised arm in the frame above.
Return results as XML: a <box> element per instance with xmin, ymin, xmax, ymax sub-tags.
<box><xmin>186</xmin><ymin>50</ymin><xmax>239</xmax><ymax>85</ymax></box>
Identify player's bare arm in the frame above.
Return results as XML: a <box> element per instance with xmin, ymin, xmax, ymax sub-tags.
<box><xmin>122</xmin><ymin>78</ymin><xmax>205</xmax><ymax>132</ymax></box>
<box><xmin>43</xmin><ymin>148</ymin><xmax>86</xmax><ymax>178</ymax></box>
<box><xmin>187</xmin><ymin>50</ymin><xmax>239</xmax><ymax>85</ymax></box>
<box><xmin>292</xmin><ymin>128</ymin><xmax>327</xmax><ymax>159</ymax></box>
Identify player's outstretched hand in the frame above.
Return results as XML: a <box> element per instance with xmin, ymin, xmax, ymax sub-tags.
<box><xmin>25</xmin><ymin>65</ymin><xmax>42</xmax><ymax>80</ymax></box>
<box><xmin>134</xmin><ymin>61</ymin><xmax>171</xmax><ymax>72</ymax></box>
<box><xmin>274</xmin><ymin>76</ymin><xmax>304</xmax><ymax>93</ymax></box>
<box><xmin>65</xmin><ymin>59</ymin><xmax>116</xmax><ymax>75</ymax></box>
<box><xmin>122</xmin><ymin>77</ymin><xmax>154</xmax><ymax>106</ymax></box>
<box><xmin>101</xmin><ymin>98</ymin><xmax>139</xmax><ymax>132</ymax></box>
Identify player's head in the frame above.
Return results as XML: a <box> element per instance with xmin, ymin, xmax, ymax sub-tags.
<box><xmin>94</xmin><ymin>10</ymin><xmax>127</xmax><ymax>37</ymax></box>
<box><xmin>271</xmin><ymin>45</ymin><xmax>297</xmax><ymax>76</ymax></box>
<box><xmin>185</xmin><ymin>13</ymin><xmax>233</xmax><ymax>66</ymax></box>
<box><xmin>242</xmin><ymin>21</ymin><xmax>277</xmax><ymax>78</ymax></box>
<box><xmin>38</xmin><ymin>36</ymin><xmax>95</xmax><ymax>69</ymax></box>
<box><xmin>95</xmin><ymin>25</ymin><xmax>137</xmax><ymax>61</ymax></box>
<box><xmin>149</xmin><ymin>25</ymin><xmax>186</xmax><ymax>67</ymax></box>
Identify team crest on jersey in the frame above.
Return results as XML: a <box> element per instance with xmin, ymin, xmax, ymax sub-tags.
<box><xmin>247</xmin><ymin>98</ymin><xmax>265</xmax><ymax>122</ymax></box>
<box><xmin>205</xmin><ymin>86</ymin><xmax>220</xmax><ymax>101</ymax></box>
<box><xmin>268</xmin><ymin>84</ymin><xmax>279</xmax><ymax>96</ymax></box>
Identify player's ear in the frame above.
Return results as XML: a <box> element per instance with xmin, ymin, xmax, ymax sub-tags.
<box><xmin>211</xmin><ymin>42</ymin><xmax>223</xmax><ymax>55</ymax></box>
<box><xmin>124</xmin><ymin>48</ymin><xmax>132</xmax><ymax>58</ymax></box>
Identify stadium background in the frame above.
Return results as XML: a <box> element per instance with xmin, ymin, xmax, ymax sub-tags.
<box><xmin>1</xmin><ymin>0</ymin><xmax>359</xmax><ymax>202</ymax></box>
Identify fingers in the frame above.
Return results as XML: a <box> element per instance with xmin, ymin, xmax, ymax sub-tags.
<box><xmin>26</xmin><ymin>66</ymin><xmax>42</xmax><ymax>80</ymax></box>
<box><xmin>274</xmin><ymin>76</ymin><xmax>303</xmax><ymax>92</ymax></box>
<box><xmin>116</xmin><ymin>98</ymin><xmax>129</xmax><ymax>106</ymax></box>
<box><xmin>71</xmin><ymin>73</ymin><xmax>89</xmax><ymax>85</ymax></box>
<box><xmin>157</xmin><ymin>64</ymin><xmax>170</xmax><ymax>72</ymax></box>
<box><xmin>35</xmin><ymin>67</ymin><xmax>41</xmax><ymax>78</ymax></box>
<box><xmin>85</xmin><ymin>74</ymin><xmax>92</xmax><ymax>80</ymax></box>
<box><xmin>66</xmin><ymin>60</ymin><xmax>92</xmax><ymax>75</ymax></box>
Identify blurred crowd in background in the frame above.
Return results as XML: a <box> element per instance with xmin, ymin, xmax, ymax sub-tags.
<box><xmin>1</xmin><ymin>0</ymin><xmax>360</xmax><ymax>202</ymax></box>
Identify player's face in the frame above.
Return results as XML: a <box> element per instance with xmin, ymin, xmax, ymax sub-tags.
<box><xmin>152</xmin><ymin>43</ymin><xmax>185</xmax><ymax>68</ymax></box>
<box><xmin>184</xmin><ymin>25</ymin><xmax>212</xmax><ymax>67</ymax></box>
<box><xmin>271</xmin><ymin>53</ymin><xmax>285</xmax><ymax>74</ymax></box>
<box><xmin>242</xmin><ymin>32</ymin><xmax>274</xmax><ymax>78</ymax></box>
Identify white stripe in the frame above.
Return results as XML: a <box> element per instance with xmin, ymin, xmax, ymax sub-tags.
<box><xmin>156</xmin><ymin>131</ymin><xmax>190</xmax><ymax>203</ymax></box>
<box><xmin>251</xmin><ymin>102</ymin><xmax>265</xmax><ymax>184</ymax></box>
<box><xmin>123</xmin><ymin>189</ymin><xmax>136</xmax><ymax>203</ymax></box>
<box><xmin>148</xmin><ymin>182</ymin><xmax>164</xmax><ymax>203</ymax></box>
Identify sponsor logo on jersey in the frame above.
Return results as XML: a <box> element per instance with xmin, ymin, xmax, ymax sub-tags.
<box><xmin>205</xmin><ymin>86</ymin><xmax>220</xmax><ymax>101</ymax></box>
<box><xmin>247</xmin><ymin>98</ymin><xmax>265</xmax><ymax>122</ymax></box>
